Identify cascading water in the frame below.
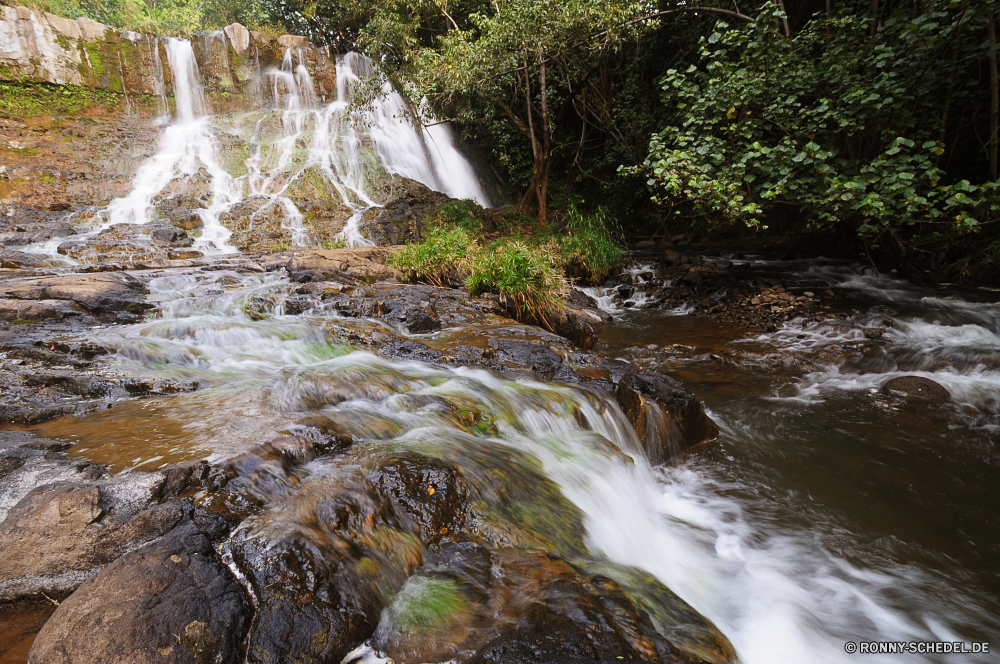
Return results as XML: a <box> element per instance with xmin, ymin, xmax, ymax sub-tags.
<box><xmin>28</xmin><ymin>260</ymin><xmax>996</xmax><ymax>664</ymax></box>
<box><xmin>22</xmin><ymin>40</ymin><xmax>489</xmax><ymax>260</ymax></box>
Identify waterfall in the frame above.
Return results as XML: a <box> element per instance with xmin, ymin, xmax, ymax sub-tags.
<box><xmin>21</xmin><ymin>42</ymin><xmax>490</xmax><ymax>258</ymax></box>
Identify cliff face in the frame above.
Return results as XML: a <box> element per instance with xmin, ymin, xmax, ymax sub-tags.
<box><xmin>0</xmin><ymin>6</ymin><xmax>337</xmax><ymax>111</ymax></box>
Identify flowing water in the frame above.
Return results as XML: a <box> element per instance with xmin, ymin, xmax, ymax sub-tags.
<box><xmin>23</xmin><ymin>39</ymin><xmax>488</xmax><ymax>262</ymax></box>
<box><xmin>16</xmin><ymin>256</ymin><xmax>997</xmax><ymax>663</ymax></box>
<box><xmin>6</xmin><ymin>33</ymin><xmax>1000</xmax><ymax>664</ymax></box>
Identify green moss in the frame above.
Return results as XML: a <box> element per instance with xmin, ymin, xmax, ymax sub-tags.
<box><xmin>85</xmin><ymin>44</ymin><xmax>106</xmax><ymax>78</ymax></box>
<box><xmin>0</xmin><ymin>81</ymin><xmax>125</xmax><ymax>119</ymax></box>
<box><xmin>387</xmin><ymin>577</ymin><xmax>467</xmax><ymax>633</ymax></box>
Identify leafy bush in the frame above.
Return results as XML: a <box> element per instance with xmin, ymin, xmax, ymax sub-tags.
<box><xmin>632</xmin><ymin>4</ymin><xmax>1000</xmax><ymax>241</ymax></box>
<box><xmin>558</xmin><ymin>204</ymin><xmax>622</xmax><ymax>283</ymax></box>
<box><xmin>388</xmin><ymin>225</ymin><xmax>476</xmax><ymax>287</ymax></box>
<box><xmin>466</xmin><ymin>240</ymin><xmax>567</xmax><ymax>324</ymax></box>
<box><xmin>431</xmin><ymin>199</ymin><xmax>485</xmax><ymax>232</ymax></box>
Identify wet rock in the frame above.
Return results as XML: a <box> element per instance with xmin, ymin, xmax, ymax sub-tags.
<box><xmin>287</xmin><ymin>248</ymin><xmax>401</xmax><ymax>283</ymax></box>
<box><xmin>551</xmin><ymin>305</ymin><xmax>605</xmax><ymax>350</ymax></box>
<box><xmin>369</xmin><ymin>454</ymin><xmax>468</xmax><ymax>546</ymax></box>
<box><xmin>0</xmin><ymin>250</ymin><xmax>47</xmax><ymax>269</ymax></box>
<box><xmin>615</xmin><ymin>369</ymin><xmax>719</xmax><ymax>463</ymax></box>
<box><xmin>0</xmin><ymin>272</ymin><xmax>150</xmax><ymax>319</ymax></box>
<box><xmin>488</xmin><ymin>338</ymin><xmax>564</xmax><ymax>376</ymax></box>
<box><xmin>0</xmin><ymin>477</ymin><xmax>183</xmax><ymax>601</ymax></box>
<box><xmin>462</xmin><ymin>551</ymin><xmax>678</xmax><ymax>664</ymax></box>
<box><xmin>664</xmin><ymin>249</ymin><xmax>683</xmax><ymax>266</ymax></box>
<box><xmin>406</xmin><ymin>307</ymin><xmax>442</xmax><ymax>333</ymax></box>
<box><xmin>28</xmin><ymin>520</ymin><xmax>252</xmax><ymax>664</ymax></box>
<box><xmin>0</xmin><ymin>298</ymin><xmax>82</xmax><ymax>321</ymax></box>
<box><xmin>358</xmin><ymin>180</ymin><xmax>450</xmax><ymax>246</ymax></box>
<box><xmin>380</xmin><ymin>340</ymin><xmax>443</xmax><ymax>363</ymax></box>
<box><xmin>151</xmin><ymin>227</ymin><xmax>187</xmax><ymax>243</ymax></box>
<box><xmin>880</xmin><ymin>376</ymin><xmax>951</xmax><ymax>404</ymax></box>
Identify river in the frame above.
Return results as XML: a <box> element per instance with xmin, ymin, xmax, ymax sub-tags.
<box><xmin>7</xmin><ymin>255</ymin><xmax>993</xmax><ymax>663</ymax></box>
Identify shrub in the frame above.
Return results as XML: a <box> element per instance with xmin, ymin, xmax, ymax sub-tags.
<box><xmin>559</xmin><ymin>204</ymin><xmax>622</xmax><ymax>283</ymax></box>
<box><xmin>431</xmin><ymin>199</ymin><xmax>485</xmax><ymax>232</ymax></box>
<box><xmin>388</xmin><ymin>225</ymin><xmax>475</xmax><ymax>287</ymax></box>
<box><xmin>466</xmin><ymin>240</ymin><xmax>567</xmax><ymax>325</ymax></box>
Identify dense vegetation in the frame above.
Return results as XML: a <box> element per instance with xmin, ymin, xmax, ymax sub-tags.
<box><xmin>6</xmin><ymin>0</ymin><xmax>999</xmax><ymax>280</ymax></box>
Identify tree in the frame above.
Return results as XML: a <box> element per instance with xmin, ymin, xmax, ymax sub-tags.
<box><xmin>358</xmin><ymin>0</ymin><xmax>648</xmax><ymax>221</ymax></box>
<box><xmin>632</xmin><ymin>1</ymin><xmax>1000</xmax><ymax>252</ymax></box>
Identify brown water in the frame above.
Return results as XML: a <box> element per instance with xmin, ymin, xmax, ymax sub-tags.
<box><xmin>0</xmin><ymin>602</ymin><xmax>56</xmax><ymax>664</ymax></box>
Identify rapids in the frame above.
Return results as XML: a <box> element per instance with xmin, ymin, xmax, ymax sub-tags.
<box><xmin>3</xmin><ymin>34</ymin><xmax>998</xmax><ymax>664</ymax></box>
<box><xmin>18</xmin><ymin>256</ymin><xmax>995</xmax><ymax>663</ymax></box>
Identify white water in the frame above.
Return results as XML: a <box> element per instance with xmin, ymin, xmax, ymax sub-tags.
<box><xmin>24</xmin><ymin>41</ymin><xmax>488</xmax><ymax>258</ymax></box>
<box><xmin>72</xmin><ymin>268</ymin><xmax>992</xmax><ymax>664</ymax></box>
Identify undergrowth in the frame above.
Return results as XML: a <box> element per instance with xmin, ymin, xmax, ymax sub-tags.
<box><xmin>0</xmin><ymin>82</ymin><xmax>131</xmax><ymax>119</ymax></box>
<box><xmin>466</xmin><ymin>240</ymin><xmax>567</xmax><ymax>325</ymax></box>
<box><xmin>390</xmin><ymin>199</ymin><xmax>620</xmax><ymax>327</ymax></box>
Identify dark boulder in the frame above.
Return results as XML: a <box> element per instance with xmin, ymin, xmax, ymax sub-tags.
<box><xmin>880</xmin><ymin>376</ymin><xmax>950</xmax><ymax>404</ymax></box>
<box><xmin>369</xmin><ymin>454</ymin><xmax>468</xmax><ymax>545</ymax></box>
<box><xmin>358</xmin><ymin>180</ymin><xmax>450</xmax><ymax>246</ymax></box>
<box><xmin>615</xmin><ymin>369</ymin><xmax>719</xmax><ymax>463</ymax></box>
<box><xmin>27</xmin><ymin>521</ymin><xmax>251</xmax><ymax>664</ymax></box>
<box><xmin>488</xmin><ymin>338</ymin><xmax>564</xmax><ymax>376</ymax></box>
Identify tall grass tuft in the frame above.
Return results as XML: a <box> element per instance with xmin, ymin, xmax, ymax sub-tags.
<box><xmin>466</xmin><ymin>240</ymin><xmax>567</xmax><ymax>326</ymax></box>
<box><xmin>388</xmin><ymin>225</ymin><xmax>476</xmax><ymax>288</ymax></box>
<box><xmin>559</xmin><ymin>204</ymin><xmax>622</xmax><ymax>284</ymax></box>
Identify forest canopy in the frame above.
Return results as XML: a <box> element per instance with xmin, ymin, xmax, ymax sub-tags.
<box><xmin>9</xmin><ymin>0</ymin><xmax>1000</xmax><ymax>276</ymax></box>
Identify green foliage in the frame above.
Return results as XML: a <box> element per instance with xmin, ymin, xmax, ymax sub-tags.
<box><xmin>558</xmin><ymin>205</ymin><xmax>622</xmax><ymax>283</ymax></box>
<box><xmin>320</xmin><ymin>237</ymin><xmax>346</xmax><ymax>249</ymax></box>
<box><xmin>430</xmin><ymin>199</ymin><xmax>485</xmax><ymax>232</ymax></box>
<box><xmin>11</xmin><ymin>0</ymin><xmax>274</xmax><ymax>33</ymax></box>
<box><xmin>632</xmin><ymin>3</ymin><xmax>1000</xmax><ymax>239</ymax></box>
<box><xmin>389</xmin><ymin>225</ymin><xmax>476</xmax><ymax>287</ymax></box>
<box><xmin>0</xmin><ymin>81</ymin><xmax>127</xmax><ymax>118</ymax></box>
<box><xmin>466</xmin><ymin>240</ymin><xmax>567</xmax><ymax>319</ymax></box>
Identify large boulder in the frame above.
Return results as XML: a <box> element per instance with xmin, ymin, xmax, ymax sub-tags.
<box><xmin>358</xmin><ymin>180</ymin><xmax>450</xmax><ymax>246</ymax></box>
<box><xmin>0</xmin><ymin>433</ymin><xmax>182</xmax><ymax>601</ymax></box>
<box><xmin>27</xmin><ymin>521</ymin><xmax>252</xmax><ymax>664</ymax></box>
<box><xmin>0</xmin><ymin>273</ymin><xmax>150</xmax><ymax>319</ymax></box>
<box><xmin>615</xmin><ymin>369</ymin><xmax>719</xmax><ymax>463</ymax></box>
<box><xmin>286</xmin><ymin>248</ymin><xmax>401</xmax><ymax>283</ymax></box>
<box><xmin>231</xmin><ymin>451</ymin><xmax>467</xmax><ymax>664</ymax></box>
<box><xmin>880</xmin><ymin>375</ymin><xmax>950</xmax><ymax>404</ymax></box>
<box><xmin>0</xmin><ymin>484</ymin><xmax>182</xmax><ymax>601</ymax></box>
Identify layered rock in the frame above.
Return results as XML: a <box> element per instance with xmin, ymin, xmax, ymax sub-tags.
<box><xmin>0</xmin><ymin>7</ymin><xmax>334</xmax><ymax>106</ymax></box>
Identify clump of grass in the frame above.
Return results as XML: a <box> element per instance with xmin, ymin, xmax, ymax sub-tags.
<box><xmin>389</xmin><ymin>225</ymin><xmax>476</xmax><ymax>287</ymax></box>
<box><xmin>466</xmin><ymin>240</ymin><xmax>567</xmax><ymax>326</ymax></box>
<box><xmin>558</xmin><ymin>204</ymin><xmax>622</xmax><ymax>284</ymax></box>
<box><xmin>321</xmin><ymin>237</ymin><xmax>346</xmax><ymax>250</ymax></box>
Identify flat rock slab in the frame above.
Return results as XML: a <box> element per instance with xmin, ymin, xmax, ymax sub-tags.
<box><xmin>0</xmin><ymin>273</ymin><xmax>149</xmax><ymax>316</ymax></box>
<box><xmin>286</xmin><ymin>247</ymin><xmax>401</xmax><ymax>283</ymax></box>
<box><xmin>0</xmin><ymin>298</ymin><xmax>82</xmax><ymax>321</ymax></box>
<box><xmin>28</xmin><ymin>521</ymin><xmax>251</xmax><ymax>664</ymax></box>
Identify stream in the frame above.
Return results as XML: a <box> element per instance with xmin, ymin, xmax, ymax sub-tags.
<box><xmin>8</xmin><ymin>256</ymin><xmax>996</xmax><ymax>664</ymax></box>
<box><xmin>1</xmin><ymin>31</ymin><xmax>997</xmax><ymax>664</ymax></box>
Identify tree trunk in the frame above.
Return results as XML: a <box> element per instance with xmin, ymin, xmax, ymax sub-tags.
<box><xmin>989</xmin><ymin>8</ymin><xmax>998</xmax><ymax>181</ymax></box>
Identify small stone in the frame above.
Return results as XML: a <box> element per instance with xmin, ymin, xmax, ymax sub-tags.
<box><xmin>170</xmin><ymin>555</ymin><xmax>182</xmax><ymax>563</ymax></box>
<box><xmin>804</xmin><ymin>291</ymin><xmax>815</xmax><ymax>297</ymax></box>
